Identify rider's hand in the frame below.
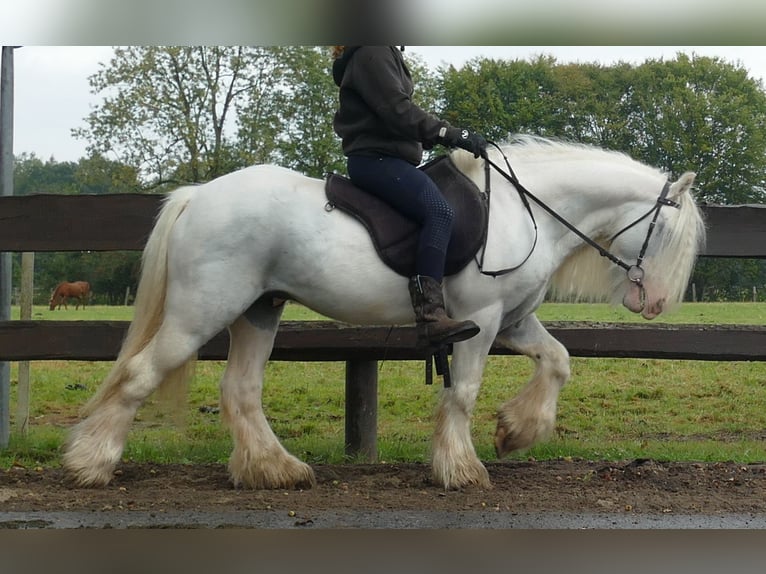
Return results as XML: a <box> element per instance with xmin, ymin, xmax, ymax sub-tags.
<box><xmin>442</xmin><ymin>127</ymin><xmax>488</xmax><ymax>159</ymax></box>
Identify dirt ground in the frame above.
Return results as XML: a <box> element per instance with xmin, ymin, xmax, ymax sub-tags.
<box><xmin>2</xmin><ymin>458</ymin><xmax>766</xmax><ymax>516</ymax></box>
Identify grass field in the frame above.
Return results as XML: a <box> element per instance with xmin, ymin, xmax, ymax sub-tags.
<box><xmin>4</xmin><ymin>302</ymin><xmax>766</xmax><ymax>469</ymax></box>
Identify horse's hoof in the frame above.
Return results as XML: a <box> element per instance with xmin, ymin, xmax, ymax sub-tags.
<box><xmin>431</xmin><ymin>459</ymin><xmax>491</xmax><ymax>490</ymax></box>
<box><xmin>495</xmin><ymin>409</ymin><xmax>553</xmax><ymax>457</ymax></box>
<box><xmin>228</xmin><ymin>456</ymin><xmax>317</xmax><ymax>490</ymax></box>
<box><xmin>62</xmin><ymin>457</ymin><xmax>116</xmax><ymax>488</ymax></box>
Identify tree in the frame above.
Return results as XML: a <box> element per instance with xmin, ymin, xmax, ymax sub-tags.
<box><xmin>439</xmin><ymin>53</ymin><xmax>766</xmax><ymax>207</ymax></box>
<box><xmin>623</xmin><ymin>53</ymin><xmax>766</xmax><ymax>204</ymax></box>
<box><xmin>549</xmin><ymin>61</ymin><xmax>635</xmax><ymax>150</ymax></box>
<box><xmin>241</xmin><ymin>46</ymin><xmax>343</xmax><ymax>178</ymax></box>
<box><xmin>438</xmin><ymin>56</ymin><xmax>561</xmax><ymax>142</ymax></box>
<box><xmin>14</xmin><ymin>153</ymin><xmax>79</xmax><ymax>195</ymax></box>
<box><xmin>74</xmin><ymin>46</ymin><xmax>283</xmax><ymax>189</ymax></box>
<box><xmin>74</xmin><ymin>154</ymin><xmax>141</xmax><ymax>195</ymax></box>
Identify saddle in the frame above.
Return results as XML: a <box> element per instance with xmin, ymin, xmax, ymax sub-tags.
<box><xmin>325</xmin><ymin>155</ymin><xmax>488</xmax><ymax>278</ymax></box>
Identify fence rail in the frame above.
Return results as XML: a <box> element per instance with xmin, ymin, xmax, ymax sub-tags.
<box><xmin>2</xmin><ymin>195</ymin><xmax>766</xmax><ymax>458</ymax></box>
<box><xmin>2</xmin><ymin>320</ymin><xmax>766</xmax><ymax>363</ymax></box>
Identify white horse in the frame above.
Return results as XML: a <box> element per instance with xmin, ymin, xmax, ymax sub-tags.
<box><xmin>63</xmin><ymin>136</ymin><xmax>705</xmax><ymax>490</ymax></box>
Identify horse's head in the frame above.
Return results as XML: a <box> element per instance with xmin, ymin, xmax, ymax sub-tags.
<box><xmin>548</xmin><ymin>167</ymin><xmax>705</xmax><ymax>320</ymax></box>
<box><xmin>610</xmin><ymin>172</ymin><xmax>705</xmax><ymax>319</ymax></box>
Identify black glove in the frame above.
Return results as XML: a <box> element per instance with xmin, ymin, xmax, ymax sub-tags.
<box><xmin>443</xmin><ymin>127</ymin><xmax>488</xmax><ymax>158</ymax></box>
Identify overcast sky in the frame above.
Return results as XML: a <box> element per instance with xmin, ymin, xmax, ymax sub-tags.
<box><xmin>8</xmin><ymin>45</ymin><xmax>766</xmax><ymax>163</ymax></box>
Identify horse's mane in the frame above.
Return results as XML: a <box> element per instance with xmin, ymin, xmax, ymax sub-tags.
<box><xmin>451</xmin><ymin>135</ymin><xmax>706</xmax><ymax>309</ymax></box>
<box><xmin>451</xmin><ymin>134</ymin><xmax>655</xmax><ymax>180</ymax></box>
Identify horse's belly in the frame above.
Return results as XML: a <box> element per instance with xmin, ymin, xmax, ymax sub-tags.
<box><xmin>274</xmin><ymin>219</ymin><xmax>415</xmax><ymax>324</ymax></box>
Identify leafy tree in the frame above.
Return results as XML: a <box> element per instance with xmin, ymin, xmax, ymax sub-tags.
<box><xmin>74</xmin><ymin>46</ymin><xmax>283</xmax><ymax>189</ymax></box>
<box><xmin>85</xmin><ymin>251</ymin><xmax>141</xmax><ymax>304</ymax></box>
<box><xmin>439</xmin><ymin>53</ymin><xmax>766</xmax><ymax>207</ymax></box>
<box><xmin>438</xmin><ymin>56</ymin><xmax>560</xmax><ymax>142</ymax></box>
<box><xmin>252</xmin><ymin>46</ymin><xmax>344</xmax><ymax>178</ymax></box>
<box><xmin>406</xmin><ymin>51</ymin><xmax>441</xmax><ymax>114</ymax></box>
<box><xmin>229</xmin><ymin>48</ymin><xmax>290</xmax><ymax>169</ymax></box>
<box><xmin>623</xmin><ymin>53</ymin><xmax>766</xmax><ymax>204</ymax></box>
<box><xmin>74</xmin><ymin>154</ymin><xmax>141</xmax><ymax>195</ymax></box>
<box><xmin>14</xmin><ymin>153</ymin><xmax>79</xmax><ymax>195</ymax></box>
<box><xmin>550</xmin><ymin>62</ymin><xmax>635</xmax><ymax>149</ymax></box>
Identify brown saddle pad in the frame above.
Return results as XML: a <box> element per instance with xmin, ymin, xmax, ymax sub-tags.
<box><xmin>325</xmin><ymin>155</ymin><xmax>488</xmax><ymax>278</ymax></box>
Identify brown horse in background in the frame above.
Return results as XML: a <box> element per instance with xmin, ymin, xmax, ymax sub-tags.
<box><xmin>49</xmin><ymin>281</ymin><xmax>91</xmax><ymax>310</ymax></box>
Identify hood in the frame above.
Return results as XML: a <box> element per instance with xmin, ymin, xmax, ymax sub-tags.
<box><xmin>332</xmin><ymin>46</ymin><xmax>360</xmax><ymax>86</ymax></box>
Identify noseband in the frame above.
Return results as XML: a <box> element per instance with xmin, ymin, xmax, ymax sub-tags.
<box><xmin>608</xmin><ymin>180</ymin><xmax>680</xmax><ymax>287</ymax></box>
<box><xmin>483</xmin><ymin>148</ymin><xmax>681</xmax><ymax>290</ymax></box>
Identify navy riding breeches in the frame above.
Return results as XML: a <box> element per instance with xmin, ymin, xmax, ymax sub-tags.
<box><xmin>347</xmin><ymin>155</ymin><xmax>453</xmax><ymax>282</ymax></box>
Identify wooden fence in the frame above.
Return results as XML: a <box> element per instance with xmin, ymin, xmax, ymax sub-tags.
<box><xmin>2</xmin><ymin>195</ymin><xmax>766</xmax><ymax>459</ymax></box>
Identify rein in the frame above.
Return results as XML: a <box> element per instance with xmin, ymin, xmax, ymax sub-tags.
<box><xmin>480</xmin><ymin>143</ymin><xmax>680</xmax><ymax>289</ymax></box>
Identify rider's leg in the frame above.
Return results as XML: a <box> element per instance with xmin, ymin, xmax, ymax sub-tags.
<box><xmin>347</xmin><ymin>155</ymin><xmax>479</xmax><ymax>347</ymax></box>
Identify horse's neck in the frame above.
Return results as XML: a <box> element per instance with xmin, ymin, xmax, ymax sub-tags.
<box><xmin>515</xmin><ymin>162</ymin><xmax>658</xmax><ymax>239</ymax></box>
<box><xmin>455</xmin><ymin>149</ymin><xmax>663</xmax><ymax>249</ymax></box>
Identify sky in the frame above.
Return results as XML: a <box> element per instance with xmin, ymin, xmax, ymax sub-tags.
<box><xmin>6</xmin><ymin>45</ymin><xmax>766</xmax><ymax>163</ymax></box>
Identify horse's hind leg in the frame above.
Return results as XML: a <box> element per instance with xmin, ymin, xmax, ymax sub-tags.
<box><xmin>63</xmin><ymin>321</ymin><xmax>203</xmax><ymax>486</ymax></box>
<box><xmin>222</xmin><ymin>300</ymin><xmax>315</xmax><ymax>489</ymax></box>
<box><xmin>494</xmin><ymin>314</ymin><xmax>571</xmax><ymax>456</ymax></box>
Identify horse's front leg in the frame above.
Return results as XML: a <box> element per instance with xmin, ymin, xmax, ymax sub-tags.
<box><xmin>221</xmin><ymin>306</ymin><xmax>316</xmax><ymax>489</ymax></box>
<box><xmin>494</xmin><ymin>313</ymin><xmax>571</xmax><ymax>456</ymax></box>
<box><xmin>431</xmin><ymin>323</ymin><xmax>499</xmax><ymax>490</ymax></box>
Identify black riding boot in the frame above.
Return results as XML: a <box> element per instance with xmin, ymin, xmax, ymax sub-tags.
<box><xmin>408</xmin><ymin>275</ymin><xmax>480</xmax><ymax>348</ymax></box>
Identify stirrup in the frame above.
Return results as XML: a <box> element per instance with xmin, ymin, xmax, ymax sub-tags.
<box><xmin>424</xmin><ymin>345</ymin><xmax>452</xmax><ymax>388</ymax></box>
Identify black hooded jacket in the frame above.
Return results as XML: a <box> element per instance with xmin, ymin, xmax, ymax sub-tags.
<box><xmin>332</xmin><ymin>46</ymin><xmax>453</xmax><ymax>166</ymax></box>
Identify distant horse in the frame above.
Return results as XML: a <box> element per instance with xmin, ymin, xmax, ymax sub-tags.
<box><xmin>49</xmin><ymin>281</ymin><xmax>91</xmax><ymax>311</ymax></box>
<box><xmin>63</xmin><ymin>137</ymin><xmax>705</xmax><ymax>490</ymax></box>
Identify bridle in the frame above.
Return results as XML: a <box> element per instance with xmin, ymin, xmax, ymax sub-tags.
<box><xmin>480</xmin><ymin>144</ymin><xmax>681</xmax><ymax>295</ymax></box>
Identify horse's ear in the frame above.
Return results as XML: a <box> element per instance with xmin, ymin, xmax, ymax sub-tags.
<box><xmin>669</xmin><ymin>172</ymin><xmax>696</xmax><ymax>199</ymax></box>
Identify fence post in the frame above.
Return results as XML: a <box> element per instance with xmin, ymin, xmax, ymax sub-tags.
<box><xmin>344</xmin><ymin>359</ymin><xmax>378</xmax><ymax>462</ymax></box>
<box><xmin>0</xmin><ymin>46</ymin><xmax>16</xmax><ymax>448</ymax></box>
<box><xmin>16</xmin><ymin>252</ymin><xmax>34</xmax><ymax>435</ymax></box>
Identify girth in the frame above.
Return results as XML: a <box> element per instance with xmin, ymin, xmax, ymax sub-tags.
<box><xmin>325</xmin><ymin>155</ymin><xmax>488</xmax><ymax>277</ymax></box>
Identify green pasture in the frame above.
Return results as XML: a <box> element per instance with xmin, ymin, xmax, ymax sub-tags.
<box><xmin>3</xmin><ymin>302</ymin><xmax>766</xmax><ymax>469</ymax></box>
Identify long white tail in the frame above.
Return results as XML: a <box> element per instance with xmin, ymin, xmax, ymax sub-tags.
<box><xmin>82</xmin><ymin>187</ymin><xmax>197</xmax><ymax>415</ymax></box>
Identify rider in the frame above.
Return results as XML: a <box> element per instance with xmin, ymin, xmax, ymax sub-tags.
<box><xmin>332</xmin><ymin>45</ymin><xmax>489</xmax><ymax>349</ymax></box>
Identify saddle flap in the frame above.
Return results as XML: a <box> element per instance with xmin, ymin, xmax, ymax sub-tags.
<box><xmin>326</xmin><ymin>173</ymin><xmax>420</xmax><ymax>249</ymax></box>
